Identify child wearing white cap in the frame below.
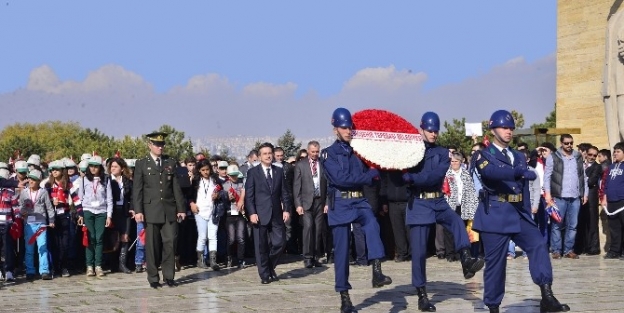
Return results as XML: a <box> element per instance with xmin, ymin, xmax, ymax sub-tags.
<box><xmin>19</xmin><ymin>169</ymin><xmax>55</xmax><ymax>280</ymax></box>
<box><xmin>0</xmin><ymin>168</ymin><xmax>19</xmax><ymax>281</ymax></box>
<box><xmin>72</xmin><ymin>155</ymin><xmax>113</xmax><ymax>277</ymax></box>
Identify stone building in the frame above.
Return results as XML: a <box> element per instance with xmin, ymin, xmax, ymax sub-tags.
<box><xmin>557</xmin><ymin>0</ymin><xmax>624</xmax><ymax>149</ymax></box>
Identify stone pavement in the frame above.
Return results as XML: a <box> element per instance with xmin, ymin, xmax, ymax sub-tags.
<box><xmin>1</xmin><ymin>254</ymin><xmax>623</xmax><ymax>313</ymax></box>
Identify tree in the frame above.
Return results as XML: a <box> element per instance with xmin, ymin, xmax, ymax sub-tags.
<box><xmin>196</xmin><ymin>147</ymin><xmax>212</xmax><ymax>160</ymax></box>
<box><xmin>219</xmin><ymin>147</ymin><xmax>237</xmax><ymax>163</ymax></box>
<box><xmin>117</xmin><ymin>135</ymin><xmax>148</xmax><ymax>159</ymax></box>
<box><xmin>437</xmin><ymin>118</ymin><xmax>474</xmax><ymax>155</ymax></box>
<box><xmin>0</xmin><ymin>121</ymin><xmax>188</xmax><ymax>162</ymax></box>
<box><xmin>0</xmin><ymin>136</ymin><xmax>45</xmax><ymax>162</ymax></box>
<box><xmin>277</xmin><ymin>129</ymin><xmax>301</xmax><ymax>157</ymax></box>
<box><xmin>252</xmin><ymin>140</ymin><xmax>263</xmax><ymax>152</ymax></box>
<box><xmin>531</xmin><ymin>107</ymin><xmax>556</xmax><ymax>129</ymax></box>
<box><xmin>150</xmin><ymin>125</ymin><xmax>194</xmax><ymax>161</ymax></box>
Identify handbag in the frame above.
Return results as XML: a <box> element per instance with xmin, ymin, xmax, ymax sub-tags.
<box><xmin>103</xmin><ymin>227</ymin><xmax>120</xmax><ymax>253</ymax></box>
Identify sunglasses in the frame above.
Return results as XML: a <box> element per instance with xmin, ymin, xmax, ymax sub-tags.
<box><xmin>562</xmin><ymin>141</ymin><xmax>574</xmax><ymax>146</ymax></box>
<box><xmin>586</xmin><ymin>153</ymin><xmax>597</xmax><ymax>157</ymax></box>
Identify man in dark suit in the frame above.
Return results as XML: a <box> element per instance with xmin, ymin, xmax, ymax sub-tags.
<box><xmin>576</xmin><ymin>145</ymin><xmax>603</xmax><ymax>255</ymax></box>
<box><xmin>245</xmin><ymin>142</ymin><xmax>292</xmax><ymax>284</ymax></box>
<box><xmin>293</xmin><ymin>141</ymin><xmax>329</xmax><ymax>268</ymax></box>
<box><xmin>133</xmin><ymin>132</ymin><xmax>186</xmax><ymax>289</ymax></box>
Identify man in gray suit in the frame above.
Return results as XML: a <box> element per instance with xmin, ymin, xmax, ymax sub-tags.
<box><xmin>133</xmin><ymin>132</ymin><xmax>186</xmax><ymax>289</ymax></box>
<box><xmin>293</xmin><ymin>141</ymin><xmax>329</xmax><ymax>268</ymax></box>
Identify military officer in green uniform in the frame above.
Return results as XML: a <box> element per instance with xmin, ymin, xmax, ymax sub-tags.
<box><xmin>133</xmin><ymin>132</ymin><xmax>186</xmax><ymax>288</ymax></box>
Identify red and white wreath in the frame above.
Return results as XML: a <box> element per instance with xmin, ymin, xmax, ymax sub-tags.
<box><xmin>351</xmin><ymin>109</ymin><xmax>425</xmax><ymax>170</ymax></box>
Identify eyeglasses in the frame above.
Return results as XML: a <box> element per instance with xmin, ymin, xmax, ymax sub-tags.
<box><xmin>562</xmin><ymin>141</ymin><xmax>574</xmax><ymax>146</ymax></box>
<box><xmin>211</xmin><ymin>163</ymin><xmax>217</xmax><ymax>167</ymax></box>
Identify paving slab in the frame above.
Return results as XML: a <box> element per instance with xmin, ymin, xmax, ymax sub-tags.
<box><xmin>0</xmin><ymin>254</ymin><xmax>622</xmax><ymax>312</ymax></box>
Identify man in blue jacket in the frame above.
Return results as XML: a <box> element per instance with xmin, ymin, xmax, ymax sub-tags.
<box><xmin>321</xmin><ymin>107</ymin><xmax>392</xmax><ymax>313</ymax></box>
<box><xmin>473</xmin><ymin>110</ymin><xmax>569</xmax><ymax>313</ymax></box>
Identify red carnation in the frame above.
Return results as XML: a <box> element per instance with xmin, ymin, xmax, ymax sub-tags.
<box><xmin>350</xmin><ymin>109</ymin><xmax>426</xmax><ymax>170</ymax></box>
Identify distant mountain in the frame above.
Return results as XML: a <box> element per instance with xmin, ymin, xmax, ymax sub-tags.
<box><xmin>193</xmin><ymin>135</ymin><xmax>335</xmax><ymax>161</ymax></box>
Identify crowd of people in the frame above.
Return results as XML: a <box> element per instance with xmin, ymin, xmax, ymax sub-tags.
<box><xmin>0</xmin><ymin>109</ymin><xmax>620</xmax><ymax>312</ymax></box>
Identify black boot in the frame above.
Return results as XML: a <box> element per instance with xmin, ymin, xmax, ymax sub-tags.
<box><xmin>340</xmin><ymin>291</ymin><xmax>358</xmax><ymax>313</ymax></box>
<box><xmin>197</xmin><ymin>252</ymin><xmax>207</xmax><ymax>269</ymax></box>
<box><xmin>326</xmin><ymin>250</ymin><xmax>335</xmax><ymax>264</ymax></box>
<box><xmin>460</xmin><ymin>248</ymin><xmax>484</xmax><ymax>279</ymax></box>
<box><xmin>488</xmin><ymin>306</ymin><xmax>499</xmax><ymax>313</ymax></box>
<box><xmin>175</xmin><ymin>255</ymin><xmax>181</xmax><ymax>272</ymax></box>
<box><xmin>371</xmin><ymin>259</ymin><xmax>392</xmax><ymax>288</ymax></box>
<box><xmin>416</xmin><ymin>287</ymin><xmax>436</xmax><ymax>312</ymax></box>
<box><xmin>209</xmin><ymin>251</ymin><xmax>220</xmax><ymax>271</ymax></box>
<box><xmin>539</xmin><ymin>284</ymin><xmax>570</xmax><ymax>312</ymax></box>
<box><xmin>118</xmin><ymin>243</ymin><xmax>132</xmax><ymax>274</ymax></box>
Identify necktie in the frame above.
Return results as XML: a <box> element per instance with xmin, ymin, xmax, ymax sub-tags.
<box><xmin>266</xmin><ymin>168</ymin><xmax>273</xmax><ymax>191</ymax></box>
<box><xmin>311</xmin><ymin>159</ymin><xmax>317</xmax><ymax>177</ymax></box>
<box><xmin>502</xmin><ymin>149</ymin><xmax>512</xmax><ymax>164</ymax></box>
<box><xmin>155</xmin><ymin>157</ymin><xmax>161</xmax><ymax>169</ymax></box>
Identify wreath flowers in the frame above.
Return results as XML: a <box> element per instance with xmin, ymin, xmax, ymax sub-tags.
<box><xmin>351</xmin><ymin>109</ymin><xmax>425</xmax><ymax>170</ymax></box>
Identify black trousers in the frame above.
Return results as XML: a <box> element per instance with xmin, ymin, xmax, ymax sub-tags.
<box><xmin>253</xmin><ymin>217</ymin><xmax>285</xmax><ymax>280</ymax></box>
<box><xmin>286</xmin><ymin>211</ymin><xmax>302</xmax><ymax>254</ymax></box>
<box><xmin>576</xmin><ymin>198</ymin><xmax>601</xmax><ymax>254</ymax></box>
<box><xmin>145</xmin><ymin>220</ymin><xmax>178</xmax><ymax>283</ymax></box>
<box><xmin>388</xmin><ymin>201</ymin><xmax>410</xmax><ymax>258</ymax></box>
<box><xmin>52</xmin><ymin>214</ymin><xmax>72</xmax><ymax>271</ymax></box>
<box><xmin>608</xmin><ymin>210</ymin><xmax>624</xmax><ymax>254</ymax></box>
<box><xmin>302</xmin><ymin>197</ymin><xmax>326</xmax><ymax>259</ymax></box>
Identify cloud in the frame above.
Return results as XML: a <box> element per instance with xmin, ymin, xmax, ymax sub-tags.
<box><xmin>27</xmin><ymin>64</ymin><xmax>151</xmax><ymax>94</ymax></box>
<box><xmin>0</xmin><ymin>55</ymin><xmax>555</xmax><ymax>139</ymax></box>
<box><xmin>343</xmin><ymin>66</ymin><xmax>427</xmax><ymax>92</ymax></box>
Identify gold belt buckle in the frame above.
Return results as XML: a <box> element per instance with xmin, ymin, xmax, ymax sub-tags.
<box><xmin>498</xmin><ymin>194</ymin><xmax>522</xmax><ymax>202</ymax></box>
<box><xmin>420</xmin><ymin>192</ymin><xmax>440</xmax><ymax>199</ymax></box>
<box><xmin>341</xmin><ymin>191</ymin><xmax>363</xmax><ymax>198</ymax></box>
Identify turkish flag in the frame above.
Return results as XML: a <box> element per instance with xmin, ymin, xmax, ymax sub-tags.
<box><xmin>82</xmin><ymin>225</ymin><xmax>89</xmax><ymax>247</ymax></box>
<box><xmin>138</xmin><ymin>228</ymin><xmax>146</xmax><ymax>245</ymax></box>
<box><xmin>483</xmin><ymin>135</ymin><xmax>491</xmax><ymax>147</ymax></box>
<box><xmin>442</xmin><ymin>177</ymin><xmax>451</xmax><ymax>196</ymax></box>
<box><xmin>10</xmin><ymin>217</ymin><xmax>23</xmax><ymax>240</ymax></box>
<box><xmin>28</xmin><ymin>226</ymin><xmax>47</xmax><ymax>245</ymax></box>
<box><xmin>229</xmin><ymin>187</ymin><xmax>240</xmax><ymax>202</ymax></box>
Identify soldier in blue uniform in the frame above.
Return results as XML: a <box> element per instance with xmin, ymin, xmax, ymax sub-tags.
<box><xmin>472</xmin><ymin>110</ymin><xmax>569</xmax><ymax>313</ymax></box>
<box><xmin>321</xmin><ymin>108</ymin><xmax>392</xmax><ymax>313</ymax></box>
<box><xmin>402</xmin><ymin>111</ymin><xmax>485</xmax><ymax>312</ymax></box>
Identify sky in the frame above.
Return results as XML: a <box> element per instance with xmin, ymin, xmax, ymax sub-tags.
<box><xmin>0</xmin><ymin>1</ymin><xmax>557</xmax><ymax>140</ymax></box>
